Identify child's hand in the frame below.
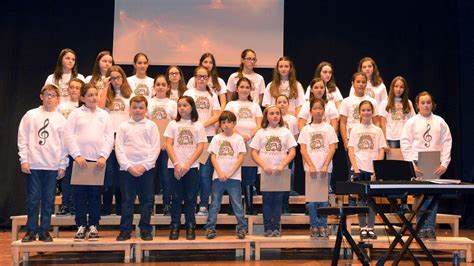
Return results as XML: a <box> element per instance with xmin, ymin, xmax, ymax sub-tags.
<box><xmin>242</xmin><ymin>134</ymin><xmax>251</xmax><ymax>142</ymax></box>
<box><xmin>57</xmin><ymin>169</ymin><xmax>65</xmax><ymax>179</ymax></box>
<box><xmin>434</xmin><ymin>165</ymin><xmax>447</xmax><ymax>176</ymax></box>
<box><xmin>174</xmin><ymin>164</ymin><xmax>184</xmax><ymax>179</ymax></box>
<box><xmin>262</xmin><ymin>165</ymin><xmax>273</xmax><ymax>175</ymax></box>
<box><xmin>128</xmin><ymin>166</ymin><xmax>141</xmax><ymax>177</ymax></box>
<box><xmin>414</xmin><ymin>165</ymin><xmax>423</xmax><ymax>177</ymax></box>
<box><xmin>74</xmin><ymin>156</ymin><xmax>87</xmax><ymax>168</ymax></box>
<box><xmin>273</xmin><ymin>164</ymin><xmax>284</xmax><ymax>176</ymax></box>
<box><xmin>309</xmin><ymin>165</ymin><xmax>317</xmax><ymax>175</ymax></box>
<box><xmin>182</xmin><ymin>162</ymin><xmax>191</xmax><ymax>176</ymax></box>
<box><xmin>96</xmin><ymin>157</ymin><xmax>106</xmax><ymax>169</ymax></box>
<box><xmin>135</xmin><ymin>165</ymin><xmax>146</xmax><ymax>176</ymax></box>
<box><xmin>320</xmin><ymin>165</ymin><xmax>328</xmax><ymax>174</ymax></box>
<box><xmin>21</xmin><ymin>163</ymin><xmax>31</xmax><ymax>174</ymax></box>
<box><xmin>103</xmin><ymin>77</ymin><xmax>111</xmax><ymax>90</ymax></box>
<box><xmin>343</xmin><ymin>141</ymin><xmax>348</xmax><ymax>151</ymax></box>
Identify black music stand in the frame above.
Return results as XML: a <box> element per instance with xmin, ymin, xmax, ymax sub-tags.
<box><xmin>318</xmin><ymin>206</ymin><xmax>371</xmax><ymax>266</ymax></box>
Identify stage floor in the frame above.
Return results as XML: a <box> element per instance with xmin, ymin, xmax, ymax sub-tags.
<box><xmin>2</xmin><ymin>227</ymin><xmax>473</xmax><ymax>265</ymax></box>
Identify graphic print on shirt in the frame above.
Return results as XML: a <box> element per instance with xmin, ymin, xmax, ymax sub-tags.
<box><xmin>309</xmin><ymin>132</ymin><xmax>325</xmax><ymax>150</ymax></box>
<box><xmin>133</xmin><ymin>83</ymin><xmax>149</xmax><ymax>96</ymax></box>
<box><xmin>280</xmin><ymin>85</ymin><xmax>290</xmax><ymax>97</ymax></box>
<box><xmin>112</xmin><ymin>97</ymin><xmax>126</xmax><ymax>112</ymax></box>
<box><xmin>390</xmin><ymin>103</ymin><xmax>405</xmax><ymax>121</ymax></box>
<box><xmin>218</xmin><ymin>140</ymin><xmax>234</xmax><ymax>156</ymax></box>
<box><xmin>265</xmin><ymin>136</ymin><xmax>282</xmax><ymax>152</ymax></box>
<box><xmin>38</xmin><ymin>118</ymin><xmax>50</xmax><ymax>145</ymax></box>
<box><xmin>59</xmin><ymin>80</ymin><xmax>69</xmax><ymax>99</ymax></box>
<box><xmin>365</xmin><ymin>87</ymin><xmax>375</xmax><ymax>98</ymax></box>
<box><xmin>357</xmin><ymin>133</ymin><xmax>375</xmax><ymax>150</ymax></box>
<box><xmin>351</xmin><ymin>104</ymin><xmax>360</xmax><ymax>120</ymax></box>
<box><xmin>61</xmin><ymin>109</ymin><xmax>73</xmax><ymax>119</ymax></box>
<box><xmin>177</xmin><ymin>128</ymin><xmax>194</xmax><ymax>145</ymax></box>
<box><xmin>238</xmin><ymin>107</ymin><xmax>252</xmax><ymax>119</ymax></box>
<box><xmin>195</xmin><ymin>96</ymin><xmax>210</xmax><ymax>110</ymax></box>
<box><xmin>151</xmin><ymin>106</ymin><xmax>168</xmax><ymax>120</ymax></box>
<box><xmin>423</xmin><ymin>124</ymin><xmax>432</xmax><ymax>148</ymax></box>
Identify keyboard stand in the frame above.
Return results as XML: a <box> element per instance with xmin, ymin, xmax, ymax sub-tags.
<box><xmin>369</xmin><ymin>194</ymin><xmax>439</xmax><ymax>266</ymax></box>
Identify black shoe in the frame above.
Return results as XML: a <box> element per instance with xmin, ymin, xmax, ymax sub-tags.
<box><xmin>236</xmin><ymin>228</ymin><xmax>246</xmax><ymax>239</ymax></box>
<box><xmin>205</xmin><ymin>228</ymin><xmax>217</xmax><ymax>239</ymax></box>
<box><xmin>116</xmin><ymin>231</ymin><xmax>131</xmax><ymax>241</ymax></box>
<box><xmin>162</xmin><ymin>204</ymin><xmax>171</xmax><ymax>216</ymax></box>
<box><xmin>186</xmin><ymin>227</ymin><xmax>196</xmax><ymax>240</ymax></box>
<box><xmin>38</xmin><ymin>231</ymin><xmax>53</xmax><ymax>242</ymax></box>
<box><xmin>141</xmin><ymin>231</ymin><xmax>153</xmax><ymax>241</ymax></box>
<box><xmin>21</xmin><ymin>231</ymin><xmax>37</xmax><ymax>242</ymax></box>
<box><xmin>425</xmin><ymin>229</ymin><xmax>437</xmax><ymax>241</ymax></box>
<box><xmin>418</xmin><ymin>228</ymin><xmax>427</xmax><ymax>239</ymax></box>
<box><xmin>169</xmin><ymin>227</ymin><xmax>179</xmax><ymax>240</ymax></box>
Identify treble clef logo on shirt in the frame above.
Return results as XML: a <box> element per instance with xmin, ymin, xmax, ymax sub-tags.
<box><xmin>38</xmin><ymin>119</ymin><xmax>50</xmax><ymax>145</ymax></box>
<box><xmin>423</xmin><ymin>123</ymin><xmax>432</xmax><ymax>148</ymax></box>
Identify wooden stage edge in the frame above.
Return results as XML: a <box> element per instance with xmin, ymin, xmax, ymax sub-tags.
<box><xmin>10</xmin><ymin>234</ymin><xmax>474</xmax><ymax>265</ymax></box>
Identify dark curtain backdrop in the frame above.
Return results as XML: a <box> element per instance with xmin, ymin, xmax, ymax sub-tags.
<box><xmin>0</xmin><ymin>0</ymin><xmax>472</xmax><ymax>227</ymax></box>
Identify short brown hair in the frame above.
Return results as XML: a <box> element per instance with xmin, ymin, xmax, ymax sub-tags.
<box><xmin>218</xmin><ymin>110</ymin><xmax>237</xmax><ymax>125</ymax></box>
<box><xmin>130</xmin><ymin>95</ymin><xmax>148</xmax><ymax>108</ymax></box>
<box><xmin>415</xmin><ymin>91</ymin><xmax>436</xmax><ymax>112</ymax></box>
<box><xmin>41</xmin><ymin>84</ymin><xmax>60</xmax><ymax>97</ymax></box>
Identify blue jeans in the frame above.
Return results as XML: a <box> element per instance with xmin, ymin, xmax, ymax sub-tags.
<box><xmin>170</xmin><ymin>168</ymin><xmax>198</xmax><ymax>228</ymax></box>
<box><xmin>119</xmin><ymin>168</ymin><xmax>156</xmax><ymax>233</ymax></box>
<box><xmin>61</xmin><ymin>156</ymin><xmax>74</xmax><ymax>209</ymax></box>
<box><xmin>156</xmin><ymin>150</ymin><xmax>171</xmax><ymax>205</ymax></box>
<box><xmin>241</xmin><ymin>167</ymin><xmax>257</xmax><ymax>186</ymax></box>
<box><xmin>73</xmin><ymin>185</ymin><xmax>102</xmax><ymax>227</ymax></box>
<box><xmin>198</xmin><ymin>136</ymin><xmax>214</xmax><ymax>208</ymax></box>
<box><xmin>387</xmin><ymin>140</ymin><xmax>401</xmax><ymax>148</ymax></box>
<box><xmin>205</xmin><ymin>179</ymin><xmax>247</xmax><ymax>231</ymax></box>
<box><xmin>262</xmin><ymin>192</ymin><xmax>284</xmax><ymax>231</ymax></box>
<box><xmin>353</xmin><ymin>170</ymin><xmax>376</xmax><ymax>228</ymax></box>
<box><xmin>26</xmin><ymin>170</ymin><xmax>57</xmax><ymax>233</ymax></box>
<box><xmin>102</xmin><ymin>150</ymin><xmax>121</xmax><ymax>214</ymax></box>
<box><xmin>414</xmin><ymin>195</ymin><xmax>438</xmax><ymax>231</ymax></box>
<box><xmin>308</xmin><ymin>201</ymin><xmax>329</xmax><ymax>227</ymax></box>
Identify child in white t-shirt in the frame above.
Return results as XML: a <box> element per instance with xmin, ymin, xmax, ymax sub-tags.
<box><xmin>349</xmin><ymin>57</ymin><xmax>387</xmax><ymax>105</ymax></box>
<box><xmin>348</xmin><ymin>100</ymin><xmax>386</xmax><ymax>240</ymax></box>
<box><xmin>166</xmin><ymin>65</ymin><xmax>187</xmax><ymax>102</ymax></box>
<box><xmin>127</xmin><ymin>53</ymin><xmax>154</xmax><ymax>98</ymax></box>
<box><xmin>225</xmin><ymin>77</ymin><xmax>263</xmax><ymax>215</ymax></box>
<box><xmin>304</xmin><ymin>61</ymin><xmax>343</xmax><ymax>110</ymax></box>
<box><xmin>164</xmin><ymin>96</ymin><xmax>207</xmax><ymax>241</ymax></box>
<box><xmin>250</xmin><ymin>105</ymin><xmax>297</xmax><ymax>237</ymax></box>
<box><xmin>298</xmin><ymin>98</ymin><xmax>338</xmax><ymax>239</ymax></box>
<box><xmin>148</xmin><ymin>75</ymin><xmax>177</xmax><ymax>215</ymax></box>
<box><xmin>84</xmin><ymin>51</ymin><xmax>113</xmax><ymax>97</ymax></box>
<box><xmin>204</xmin><ymin>111</ymin><xmax>248</xmax><ymax>239</ymax></box>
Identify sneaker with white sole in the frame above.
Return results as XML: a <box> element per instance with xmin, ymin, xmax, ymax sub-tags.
<box><xmin>196</xmin><ymin>207</ymin><xmax>208</xmax><ymax>215</ymax></box>
<box><xmin>74</xmin><ymin>226</ymin><xmax>86</xmax><ymax>241</ymax></box>
<box><xmin>87</xmin><ymin>225</ymin><xmax>99</xmax><ymax>241</ymax></box>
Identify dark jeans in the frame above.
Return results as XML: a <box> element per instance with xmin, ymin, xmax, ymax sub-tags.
<box><xmin>73</xmin><ymin>185</ymin><xmax>102</xmax><ymax>227</ymax></box>
<box><xmin>61</xmin><ymin>156</ymin><xmax>74</xmax><ymax>209</ymax></box>
<box><xmin>119</xmin><ymin>168</ymin><xmax>156</xmax><ymax>233</ymax></box>
<box><xmin>156</xmin><ymin>150</ymin><xmax>171</xmax><ymax>205</ymax></box>
<box><xmin>241</xmin><ymin>167</ymin><xmax>257</xmax><ymax>186</ymax></box>
<box><xmin>198</xmin><ymin>136</ymin><xmax>214</xmax><ymax>208</ymax></box>
<box><xmin>26</xmin><ymin>170</ymin><xmax>57</xmax><ymax>233</ymax></box>
<box><xmin>262</xmin><ymin>192</ymin><xmax>284</xmax><ymax>231</ymax></box>
<box><xmin>170</xmin><ymin>168</ymin><xmax>199</xmax><ymax>228</ymax></box>
<box><xmin>102</xmin><ymin>150</ymin><xmax>121</xmax><ymax>214</ymax></box>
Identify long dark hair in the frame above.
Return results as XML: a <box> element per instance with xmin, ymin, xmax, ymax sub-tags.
<box><xmin>176</xmin><ymin>96</ymin><xmax>199</xmax><ymax>122</ymax></box>
<box><xmin>53</xmin><ymin>48</ymin><xmax>79</xmax><ymax>85</ymax></box>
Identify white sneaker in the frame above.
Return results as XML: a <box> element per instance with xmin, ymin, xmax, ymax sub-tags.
<box><xmin>74</xmin><ymin>226</ymin><xmax>86</xmax><ymax>241</ymax></box>
<box><xmin>87</xmin><ymin>225</ymin><xmax>99</xmax><ymax>241</ymax></box>
<box><xmin>197</xmin><ymin>207</ymin><xmax>208</xmax><ymax>215</ymax></box>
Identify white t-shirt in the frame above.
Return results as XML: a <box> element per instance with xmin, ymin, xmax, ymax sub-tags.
<box><xmin>304</xmin><ymin>85</ymin><xmax>343</xmax><ymax>104</ymax></box>
<box><xmin>283</xmin><ymin>114</ymin><xmax>299</xmax><ymax>136</ymax></box>
<box><xmin>45</xmin><ymin>73</ymin><xmax>85</xmax><ymax>103</ymax></box>
<box><xmin>349</xmin><ymin>81</ymin><xmax>387</xmax><ymax>105</ymax></box>
<box><xmin>115</xmin><ymin>118</ymin><xmax>160</xmax><ymax>171</ymax></box>
<box><xmin>148</xmin><ymin>98</ymin><xmax>178</xmax><ymax>121</ymax></box>
<box><xmin>378</xmin><ymin>98</ymin><xmax>415</xmax><ymax>141</ymax></box>
<box><xmin>163</xmin><ymin>119</ymin><xmax>207</xmax><ymax>168</ymax></box>
<box><xmin>170</xmin><ymin>89</ymin><xmax>180</xmax><ymax>102</ymax></box>
<box><xmin>400</xmin><ymin>113</ymin><xmax>452</xmax><ymax>168</ymax></box>
<box><xmin>298</xmin><ymin>123</ymin><xmax>339</xmax><ymax>172</ymax></box>
<box><xmin>187</xmin><ymin>77</ymin><xmax>227</xmax><ymax>96</ymax></box>
<box><xmin>108</xmin><ymin>89</ymin><xmax>133</xmax><ymax>133</ymax></box>
<box><xmin>207</xmin><ymin>133</ymin><xmax>246</xmax><ymax>181</ymax></box>
<box><xmin>18</xmin><ymin>106</ymin><xmax>69</xmax><ymax>170</ymax></box>
<box><xmin>127</xmin><ymin>75</ymin><xmax>154</xmax><ymax>98</ymax></box>
<box><xmin>249</xmin><ymin>126</ymin><xmax>297</xmax><ymax>172</ymax></box>
<box><xmin>225</xmin><ymin>100</ymin><xmax>263</xmax><ymax>139</ymax></box>
<box><xmin>348</xmin><ymin>123</ymin><xmax>387</xmax><ymax>173</ymax></box>
<box><xmin>262</xmin><ymin>81</ymin><xmax>305</xmax><ymax>112</ymax></box>
<box><xmin>226</xmin><ymin>72</ymin><xmax>265</xmax><ymax>104</ymax></box>
<box><xmin>183</xmin><ymin>88</ymin><xmax>221</xmax><ymax>136</ymax></box>
<box><xmin>298</xmin><ymin>100</ymin><xmax>339</xmax><ymax>125</ymax></box>
<box><xmin>339</xmin><ymin>95</ymin><xmax>378</xmax><ymax>138</ymax></box>
<box><xmin>57</xmin><ymin>100</ymin><xmax>79</xmax><ymax>119</ymax></box>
